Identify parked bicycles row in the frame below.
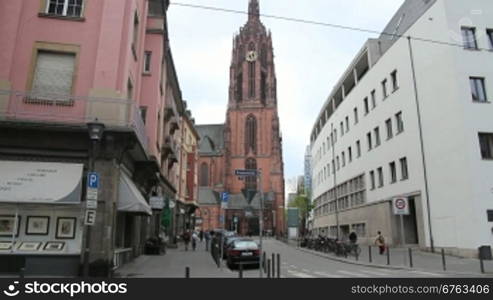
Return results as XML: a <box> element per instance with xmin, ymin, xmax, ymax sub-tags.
<box><xmin>300</xmin><ymin>236</ymin><xmax>362</xmax><ymax>258</ymax></box>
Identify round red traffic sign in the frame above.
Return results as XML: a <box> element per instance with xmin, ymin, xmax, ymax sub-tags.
<box><xmin>395</xmin><ymin>198</ymin><xmax>406</xmax><ymax>209</ymax></box>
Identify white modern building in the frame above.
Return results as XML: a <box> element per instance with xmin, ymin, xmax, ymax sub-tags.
<box><xmin>310</xmin><ymin>0</ymin><xmax>493</xmax><ymax>257</ymax></box>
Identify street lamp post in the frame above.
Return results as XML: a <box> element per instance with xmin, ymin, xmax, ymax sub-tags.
<box><xmin>83</xmin><ymin>121</ymin><xmax>105</xmax><ymax>277</ymax></box>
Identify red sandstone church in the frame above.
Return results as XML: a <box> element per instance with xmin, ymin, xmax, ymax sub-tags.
<box><xmin>195</xmin><ymin>0</ymin><xmax>285</xmax><ymax>236</ymax></box>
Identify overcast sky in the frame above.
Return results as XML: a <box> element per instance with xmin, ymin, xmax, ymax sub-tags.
<box><xmin>167</xmin><ymin>0</ymin><xmax>405</xmax><ymax>193</ymax></box>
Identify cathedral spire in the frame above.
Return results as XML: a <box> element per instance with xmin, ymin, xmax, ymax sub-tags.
<box><xmin>248</xmin><ymin>0</ymin><xmax>260</xmax><ymax>21</ymax></box>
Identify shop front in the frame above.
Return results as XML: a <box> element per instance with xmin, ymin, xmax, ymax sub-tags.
<box><xmin>0</xmin><ymin>160</ymin><xmax>84</xmax><ymax>276</ymax></box>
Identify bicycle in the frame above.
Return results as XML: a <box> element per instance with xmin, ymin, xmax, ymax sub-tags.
<box><xmin>345</xmin><ymin>242</ymin><xmax>361</xmax><ymax>257</ymax></box>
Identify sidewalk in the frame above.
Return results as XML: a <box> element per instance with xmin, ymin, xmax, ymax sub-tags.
<box><xmin>283</xmin><ymin>239</ymin><xmax>493</xmax><ymax>276</ymax></box>
<box><xmin>115</xmin><ymin>240</ymin><xmax>235</xmax><ymax>278</ymax></box>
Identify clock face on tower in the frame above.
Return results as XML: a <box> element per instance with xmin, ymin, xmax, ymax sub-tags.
<box><xmin>246</xmin><ymin>50</ymin><xmax>258</xmax><ymax>62</ymax></box>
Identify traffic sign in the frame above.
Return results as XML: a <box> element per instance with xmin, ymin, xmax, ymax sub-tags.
<box><xmin>86</xmin><ymin>188</ymin><xmax>98</xmax><ymax>201</ymax></box>
<box><xmin>234</xmin><ymin>169</ymin><xmax>257</xmax><ymax>177</ymax></box>
<box><xmin>87</xmin><ymin>172</ymin><xmax>100</xmax><ymax>189</ymax></box>
<box><xmin>86</xmin><ymin>200</ymin><xmax>98</xmax><ymax>209</ymax></box>
<box><xmin>393</xmin><ymin>197</ymin><xmax>409</xmax><ymax>215</ymax></box>
<box><xmin>84</xmin><ymin>209</ymin><xmax>97</xmax><ymax>226</ymax></box>
<box><xmin>221</xmin><ymin>192</ymin><xmax>229</xmax><ymax>209</ymax></box>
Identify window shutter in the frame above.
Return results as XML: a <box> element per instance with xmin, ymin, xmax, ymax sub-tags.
<box><xmin>32</xmin><ymin>51</ymin><xmax>75</xmax><ymax>99</ymax></box>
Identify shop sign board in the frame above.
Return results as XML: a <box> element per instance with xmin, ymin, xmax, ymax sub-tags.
<box><xmin>84</xmin><ymin>210</ymin><xmax>97</xmax><ymax>226</ymax></box>
<box><xmin>150</xmin><ymin>197</ymin><xmax>165</xmax><ymax>210</ymax></box>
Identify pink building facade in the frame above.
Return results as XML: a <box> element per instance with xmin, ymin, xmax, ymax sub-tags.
<box><xmin>0</xmin><ymin>0</ymin><xmax>187</xmax><ymax>276</ymax></box>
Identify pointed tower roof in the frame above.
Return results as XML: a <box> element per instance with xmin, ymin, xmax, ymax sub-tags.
<box><xmin>248</xmin><ymin>0</ymin><xmax>260</xmax><ymax>21</ymax></box>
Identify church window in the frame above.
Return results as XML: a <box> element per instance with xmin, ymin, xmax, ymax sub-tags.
<box><xmin>200</xmin><ymin>162</ymin><xmax>209</xmax><ymax>186</ymax></box>
<box><xmin>248</xmin><ymin>42</ymin><xmax>256</xmax><ymax>98</ymax></box>
<box><xmin>245</xmin><ymin>158</ymin><xmax>257</xmax><ymax>190</ymax></box>
<box><xmin>245</xmin><ymin>115</ymin><xmax>257</xmax><ymax>154</ymax></box>
<box><xmin>236</xmin><ymin>73</ymin><xmax>243</xmax><ymax>101</ymax></box>
<box><xmin>261</xmin><ymin>72</ymin><xmax>267</xmax><ymax>103</ymax></box>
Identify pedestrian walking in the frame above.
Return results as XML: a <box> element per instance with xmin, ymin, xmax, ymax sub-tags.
<box><xmin>192</xmin><ymin>231</ymin><xmax>199</xmax><ymax>251</ymax></box>
<box><xmin>182</xmin><ymin>230</ymin><xmax>191</xmax><ymax>251</ymax></box>
<box><xmin>199</xmin><ymin>230</ymin><xmax>204</xmax><ymax>242</ymax></box>
<box><xmin>349</xmin><ymin>231</ymin><xmax>357</xmax><ymax>245</ymax></box>
<box><xmin>374</xmin><ymin>231</ymin><xmax>386</xmax><ymax>255</ymax></box>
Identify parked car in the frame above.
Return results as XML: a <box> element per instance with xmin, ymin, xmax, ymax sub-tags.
<box><xmin>226</xmin><ymin>239</ymin><xmax>260</xmax><ymax>269</ymax></box>
<box><xmin>222</xmin><ymin>236</ymin><xmax>241</xmax><ymax>259</ymax></box>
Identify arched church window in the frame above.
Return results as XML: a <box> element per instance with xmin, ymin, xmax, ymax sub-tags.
<box><xmin>236</xmin><ymin>73</ymin><xmax>243</xmax><ymax>102</ymax></box>
<box><xmin>248</xmin><ymin>42</ymin><xmax>256</xmax><ymax>99</ymax></box>
<box><xmin>200</xmin><ymin>162</ymin><xmax>209</xmax><ymax>186</ymax></box>
<box><xmin>261</xmin><ymin>72</ymin><xmax>266</xmax><ymax>104</ymax></box>
<box><xmin>261</xmin><ymin>43</ymin><xmax>267</xmax><ymax>66</ymax></box>
<box><xmin>245</xmin><ymin>158</ymin><xmax>257</xmax><ymax>190</ymax></box>
<box><xmin>245</xmin><ymin>114</ymin><xmax>257</xmax><ymax>155</ymax></box>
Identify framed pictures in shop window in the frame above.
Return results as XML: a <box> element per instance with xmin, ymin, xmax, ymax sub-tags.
<box><xmin>17</xmin><ymin>241</ymin><xmax>42</xmax><ymax>251</ymax></box>
<box><xmin>0</xmin><ymin>242</ymin><xmax>14</xmax><ymax>250</ymax></box>
<box><xmin>0</xmin><ymin>215</ymin><xmax>20</xmax><ymax>237</ymax></box>
<box><xmin>43</xmin><ymin>241</ymin><xmax>65</xmax><ymax>251</ymax></box>
<box><xmin>56</xmin><ymin>217</ymin><xmax>76</xmax><ymax>239</ymax></box>
<box><xmin>26</xmin><ymin>216</ymin><xmax>50</xmax><ymax>235</ymax></box>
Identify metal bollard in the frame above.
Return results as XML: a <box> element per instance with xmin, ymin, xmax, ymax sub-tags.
<box><xmin>271</xmin><ymin>253</ymin><xmax>275</xmax><ymax>278</ymax></box>
<box><xmin>185</xmin><ymin>267</ymin><xmax>190</xmax><ymax>278</ymax></box>
<box><xmin>267</xmin><ymin>259</ymin><xmax>271</xmax><ymax>278</ymax></box>
<box><xmin>277</xmin><ymin>253</ymin><xmax>281</xmax><ymax>278</ymax></box>
<box><xmin>480</xmin><ymin>257</ymin><xmax>485</xmax><ymax>274</ymax></box>
<box><xmin>239</xmin><ymin>263</ymin><xmax>243</xmax><ymax>278</ymax></box>
<box><xmin>441</xmin><ymin>249</ymin><xmax>446</xmax><ymax>271</ymax></box>
<box><xmin>263</xmin><ymin>252</ymin><xmax>267</xmax><ymax>273</ymax></box>
<box><xmin>368</xmin><ymin>246</ymin><xmax>372</xmax><ymax>263</ymax></box>
<box><xmin>408</xmin><ymin>248</ymin><xmax>413</xmax><ymax>268</ymax></box>
<box><xmin>386</xmin><ymin>247</ymin><xmax>390</xmax><ymax>265</ymax></box>
<box><xmin>19</xmin><ymin>267</ymin><xmax>25</xmax><ymax>279</ymax></box>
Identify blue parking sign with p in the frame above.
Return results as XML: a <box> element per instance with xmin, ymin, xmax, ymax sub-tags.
<box><xmin>87</xmin><ymin>172</ymin><xmax>100</xmax><ymax>189</ymax></box>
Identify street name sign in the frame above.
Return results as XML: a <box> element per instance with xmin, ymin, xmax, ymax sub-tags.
<box><xmin>234</xmin><ymin>169</ymin><xmax>257</xmax><ymax>177</ymax></box>
<box><xmin>393</xmin><ymin>197</ymin><xmax>409</xmax><ymax>215</ymax></box>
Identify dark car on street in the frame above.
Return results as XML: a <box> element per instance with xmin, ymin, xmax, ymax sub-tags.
<box><xmin>225</xmin><ymin>239</ymin><xmax>260</xmax><ymax>269</ymax></box>
<box><xmin>222</xmin><ymin>235</ymin><xmax>241</xmax><ymax>259</ymax></box>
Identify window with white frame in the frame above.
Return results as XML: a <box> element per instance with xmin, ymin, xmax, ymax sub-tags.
<box><xmin>488</xmin><ymin>29</ymin><xmax>493</xmax><ymax>50</ymax></box>
<box><xmin>356</xmin><ymin>140</ymin><xmax>361</xmax><ymax>157</ymax></box>
<box><xmin>382</xmin><ymin>79</ymin><xmax>388</xmax><ymax>99</ymax></box>
<box><xmin>377</xmin><ymin>167</ymin><xmax>384</xmax><ymax>188</ymax></box>
<box><xmin>46</xmin><ymin>0</ymin><xmax>84</xmax><ymax>17</ymax></box>
<box><xmin>371</xmin><ymin>90</ymin><xmax>376</xmax><ymax>109</ymax></box>
<box><xmin>345</xmin><ymin>116</ymin><xmax>350</xmax><ymax>132</ymax></box>
<box><xmin>367</xmin><ymin>132</ymin><xmax>372</xmax><ymax>151</ymax></box>
<box><xmin>369</xmin><ymin>171</ymin><xmax>375</xmax><ymax>190</ymax></box>
<box><xmin>386</xmin><ymin>118</ymin><xmax>393</xmax><ymax>140</ymax></box>
<box><xmin>461</xmin><ymin>27</ymin><xmax>478</xmax><ymax>49</ymax></box>
<box><xmin>470</xmin><ymin>77</ymin><xmax>487</xmax><ymax>102</ymax></box>
<box><xmin>479</xmin><ymin>133</ymin><xmax>493</xmax><ymax>160</ymax></box>
<box><xmin>348</xmin><ymin>147</ymin><xmax>352</xmax><ymax>163</ymax></box>
<box><xmin>389</xmin><ymin>161</ymin><xmax>397</xmax><ymax>183</ymax></box>
<box><xmin>340</xmin><ymin>122</ymin><xmax>344</xmax><ymax>136</ymax></box>
<box><xmin>391</xmin><ymin>70</ymin><xmax>398</xmax><ymax>91</ymax></box>
<box><xmin>354</xmin><ymin>107</ymin><xmax>359</xmax><ymax>124</ymax></box>
<box><xmin>144</xmin><ymin>51</ymin><xmax>152</xmax><ymax>73</ymax></box>
<box><xmin>364</xmin><ymin>97</ymin><xmax>369</xmax><ymax>115</ymax></box>
<box><xmin>400</xmin><ymin>157</ymin><xmax>409</xmax><ymax>180</ymax></box>
<box><xmin>352</xmin><ymin>223</ymin><xmax>366</xmax><ymax>237</ymax></box>
<box><xmin>342</xmin><ymin>152</ymin><xmax>346</xmax><ymax>167</ymax></box>
<box><xmin>396</xmin><ymin>112</ymin><xmax>404</xmax><ymax>133</ymax></box>
<box><xmin>31</xmin><ymin>51</ymin><xmax>76</xmax><ymax>99</ymax></box>
<box><xmin>374</xmin><ymin>127</ymin><xmax>381</xmax><ymax>147</ymax></box>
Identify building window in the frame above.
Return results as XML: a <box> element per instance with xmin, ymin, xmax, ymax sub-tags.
<box><xmin>488</xmin><ymin>29</ymin><xmax>493</xmax><ymax>50</ymax></box>
<box><xmin>332</xmin><ymin>159</ymin><xmax>335</xmax><ymax>174</ymax></box>
<box><xmin>132</xmin><ymin>11</ymin><xmax>140</xmax><ymax>54</ymax></box>
<box><xmin>400</xmin><ymin>157</ymin><xmax>409</xmax><ymax>180</ymax></box>
<box><xmin>340</xmin><ymin>122</ymin><xmax>344</xmax><ymax>136</ymax></box>
<box><xmin>245</xmin><ymin>158</ymin><xmax>257</xmax><ymax>190</ymax></box>
<box><xmin>356</xmin><ymin>140</ymin><xmax>361</xmax><ymax>157</ymax></box>
<box><xmin>342</xmin><ymin>152</ymin><xmax>346</xmax><ymax>167</ymax></box>
<box><xmin>348</xmin><ymin>147</ymin><xmax>352</xmax><ymax>163</ymax></box>
<box><xmin>334</xmin><ymin>129</ymin><xmax>337</xmax><ymax>143</ymax></box>
<box><xmin>127</xmin><ymin>79</ymin><xmax>133</xmax><ymax>100</ymax></box>
<box><xmin>364</xmin><ymin>97</ymin><xmax>369</xmax><ymax>115</ymax></box>
<box><xmin>371</xmin><ymin>90</ymin><xmax>376</xmax><ymax>109</ymax></box>
<box><xmin>199</xmin><ymin>163</ymin><xmax>209</xmax><ymax>186</ymax></box>
<box><xmin>248</xmin><ymin>42</ymin><xmax>256</xmax><ymax>98</ymax></box>
<box><xmin>139</xmin><ymin>106</ymin><xmax>147</xmax><ymax>124</ymax></box>
<box><xmin>389</xmin><ymin>162</ymin><xmax>397</xmax><ymax>183</ymax></box>
<box><xmin>245</xmin><ymin>115</ymin><xmax>257</xmax><ymax>154</ymax></box>
<box><xmin>479</xmin><ymin>133</ymin><xmax>493</xmax><ymax>159</ymax></box>
<box><xmin>354</xmin><ymin>107</ymin><xmax>359</xmax><ymax>124</ymax></box>
<box><xmin>374</xmin><ymin>127</ymin><xmax>381</xmax><ymax>147</ymax></box>
<box><xmin>382</xmin><ymin>79</ymin><xmax>388</xmax><ymax>99</ymax></box>
<box><xmin>461</xmin><ymin>27</ymin><xmax>478</xmax><ymax>50</ymax></box>
<box><xmin>377</xmin><ymin>167</ymin><xmax>384</xmax><ymax>188</ymax></box>
<box><xmin>327</xmin><ymin>163</ymin><xmax>330</xmax><ymax>177</ymax></box>
<box><xmin>470</xmin><ymin>77</ymin><xmax>487</xmax><ymax>102</ymax></box>
<box><xmin>391</xmin><ymin>70</ymin><xmax>398</xmax><ymax>91</ymax></box>
<box><xmin>336</xmin><ymin>156</ymin><xmax>340</xmax><ymax>170</ymax></box>
<box><xmin>386</xmin><ymin>118</ymin><xmax>393</xmax><ymax>140</ymax></box>
<box><xmin>31</xmin><ymin>51</ymin><xmax>76</xmax><ymax>99</ymax></box>
<box><xmin>369</xmin><ymin>171</ymin><xmax>375</xmax><ymax>190</ymax></box>
<box><xmin>261</xmin><ymin>72</ymin><xmax>267</xmax><ymax>103</ymax></box>
<box><xmin>46</xmin><ymin>0</ymin><xmax>83</xmax><ymax>17</ymax></box>
<box><xmin>396</xmin><ymin>112</ymin><xmax>404</xmax><ymax>133</ymax></box>
<box><xmin>367</xmin><ymin>132</ymin><xmax>372</xmax><ymax>151</ymax></box>
<box><xmin>236</xmin><ymin>73</ymin><xmax>243</xmax><ymax>101</ymax></box>
<box><xmin>345</xmin><ymin>116</ymin><xmax>350</xmax><ymax>132</ymax></box>
<box><xmin>488</xmin><ymin>210</ymin><xmax>493</xmax><ymax>222</ymax></box>
<box><xmin>143</xmin><ymin>51</ymin><xmax>152</xmax><ymax>73</ymax></box>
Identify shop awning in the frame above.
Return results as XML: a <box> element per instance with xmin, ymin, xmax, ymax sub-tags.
<box><xmin>118</xmin><ymin>171</ymin><xmax>152</xmax><ymax>215</ymax></box>
<box><xmin>0</xmin><ymin>161</ymin><xmax>83</xmax><ymax>204</ymax></box>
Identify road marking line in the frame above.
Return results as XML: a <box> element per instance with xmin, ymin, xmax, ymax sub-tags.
<box><xmin>358</xmin><ymin>270</ymin><xmax>392</xmax><ymax>277</ymax></box>
<box><xmin>289</xmin><ymin>265</ymin><xmax>298</xmax><ymax>268</ymax></box>
<box><xmin>313</xmin><ymin>271</ymin><xmax>342</xmax><ymax>278</ymax></box>
<box><xmin>411</xmin><ymin>270</ymin><xmax>440</xmax><ymax>277</ymax></box>
<box><xmin>287</xmin><ymin>270</ymin><xmax>316</xmax><ymax>278</ymax></box>
<box><xmin>337</xmin><ymin>270</ymin><xmax>370</xmax><ymax>278</ymax></box>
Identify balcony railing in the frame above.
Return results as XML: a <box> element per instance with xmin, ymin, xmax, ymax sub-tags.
<box><xmin>0</xmin><ymin>90</ymin><xmax>149</xmax><ymax>152</ymax></box>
